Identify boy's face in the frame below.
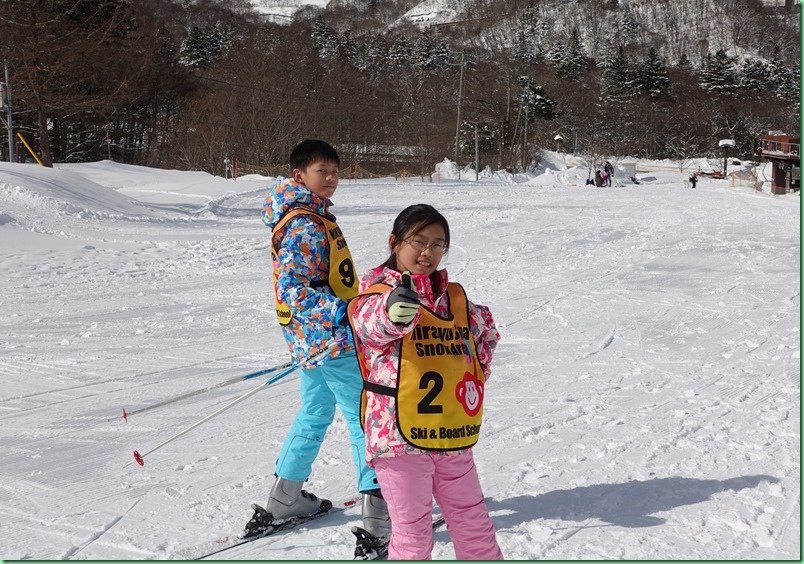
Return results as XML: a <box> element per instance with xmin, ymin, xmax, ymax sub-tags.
<box><xmin>293</xmin><ymin>159</ymin><xmax>339</xmax><ymax>199</ymax></box>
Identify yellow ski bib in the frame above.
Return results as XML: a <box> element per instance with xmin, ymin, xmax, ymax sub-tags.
<box><xmin>272</xmin><ymin>207</ymin><xmax>357</xmax><ymax>326</ymax></box>
<box><xmin>350</xmin><ymin>282</ymin><xmax>486</xmax><ymax>451</ymax></box>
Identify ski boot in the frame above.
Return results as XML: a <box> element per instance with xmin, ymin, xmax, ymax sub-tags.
<box><xmin>352</xmin><ymin>490</ymin><xmax>391</xmax><ymax>560</ymax></box>
<box><xmin>242</xmin><ymin>478</ymin><xmax>332</xmax><ymax>539</ymax></box>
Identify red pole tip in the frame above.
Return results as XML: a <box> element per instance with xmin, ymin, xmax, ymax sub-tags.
<box><xmin>122</xmin><ymin>408</ymin><xmax>128</xmax><ymax>423</ymax></box>
<box><xmin>133</xmin><ymin>450</ymin><xmax>144</xmax><ymax>466</ymax></box>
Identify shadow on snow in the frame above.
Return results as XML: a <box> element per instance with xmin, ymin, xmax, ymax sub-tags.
<box><xmin>487</xmin><ymin>475</ymin><xmax>778</xmax><ymax>528</ymax></box>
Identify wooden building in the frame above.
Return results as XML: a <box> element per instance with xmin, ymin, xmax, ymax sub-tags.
<box><xmin>754</xmin><ymin>132</ymin><xmax>800</xmax><ymax>194</ymax></box>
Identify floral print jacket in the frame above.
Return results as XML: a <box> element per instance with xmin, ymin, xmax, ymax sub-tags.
<box><xmin>262</xmin><ymin>176</ymin><xmax>354</xmax><ymax>366</ymax></box>
<box><xmin>349</xmin><ymin>265</ymin><xmax>500</xmax><ymax>465</ymax></box>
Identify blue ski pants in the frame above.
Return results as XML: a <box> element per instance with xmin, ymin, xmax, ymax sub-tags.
<box><xmin>274</xmin><ymin>353</ymin><xmax>379</xmax><ymax>493</ymax></box>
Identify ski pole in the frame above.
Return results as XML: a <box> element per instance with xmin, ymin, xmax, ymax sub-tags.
<box><xmin>120</xmin><ymin>359</ymin><xmax>296</xmax><ymax>421</ymax></box>
<box><xmin>124</xmin><ymin>339</ymin><xmax>344</xmax><ymax>468</ymax></box>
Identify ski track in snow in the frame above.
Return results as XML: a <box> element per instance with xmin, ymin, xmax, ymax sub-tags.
<box><xmin>0</xmin><ymin>161</ymin><xmax>799</xmax><ymax>560</ymax></box>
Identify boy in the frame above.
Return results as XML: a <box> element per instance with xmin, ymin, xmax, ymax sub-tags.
<box><xmin>248</xmin><ymin>140</ymin><xmax>389</xmax><ymax>556</ymax></box>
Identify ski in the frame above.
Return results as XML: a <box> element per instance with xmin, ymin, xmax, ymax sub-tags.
<box><xmin>353</xmin><ymin>515</ymin><xmax>445</xmax><ymax>561</ymax></box>
<box><xmin>190</xmin><ymin>496</ymin><xmax>361</xmax><ymax>560</ymax></box>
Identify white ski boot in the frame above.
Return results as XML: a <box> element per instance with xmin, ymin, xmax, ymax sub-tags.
<box><xmin>266</xmin><ymin>477</ymin><xmax>330</xmax><ymax>520</ymax></box>
<box><xmin>242</xmin><ymin>478</ymin><xmax>332</xmax><ymax>539</ymax></box>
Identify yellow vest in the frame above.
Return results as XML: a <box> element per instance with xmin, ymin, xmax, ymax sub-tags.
<box><xmin>272</xmin><ymin>207</ymin><xmax>357</xmax><ymax>326</ymax></box>
<box><xmin>350</xmin><ymin>281</ymin><xmax>486</xmax><ymax>451</ymax></box>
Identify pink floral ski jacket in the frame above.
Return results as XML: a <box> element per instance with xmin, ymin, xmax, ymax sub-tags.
<box><xmin>349</xmin><ymin>265</ymin><xmax>500</xmax><ymax>465</ymax></box>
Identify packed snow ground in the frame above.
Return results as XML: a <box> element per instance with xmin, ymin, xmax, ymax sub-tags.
<box><xmin>0</xmin><ymin>156</ymin><xmax>799</xmax><ymax>560</ymax></box>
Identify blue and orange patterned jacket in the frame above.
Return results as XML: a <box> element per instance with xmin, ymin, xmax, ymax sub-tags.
<box><xmin>262</xmin><ymin>177</ymin><xmax>354</xmax><ymax>366</ymax></box>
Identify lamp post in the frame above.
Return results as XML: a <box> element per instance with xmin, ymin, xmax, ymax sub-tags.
<box><xmin>554</xmin><ymin>134</ymin><xmax>564</xmax><ymax>153</ymax></box>
<box><xmin>454</xmin><ymin>52</ymin><xmax>465</xmax><ymax>160</ymax></box>
<box><xmin>718</xmin><ymin>138</ymin><xmax>736</xmax><ymax>176</ymax></box>
<box><xmin>474</xmin><ymin>124</ymin><xmax>479</xmax><ymax>181</ymax></box>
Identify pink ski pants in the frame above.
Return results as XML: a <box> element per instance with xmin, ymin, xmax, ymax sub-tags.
<box><xmin>373</xmin><ymin>450</ymin><xmax>503</xmax><ymax>560</ymax></box>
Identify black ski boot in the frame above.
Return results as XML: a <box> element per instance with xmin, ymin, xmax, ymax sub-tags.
<box><xmin>351</xmin><ymin>525</ymin><xmax>390</xmax><ymax>560</ymax></box>
<box><xmin>352</xmin><ymin>489</ymin><xmax>391</xmax><ymax>559</ymax></box>
<box><xmin>242</xmin><ymin>503</ymin><xmax>277</xmax><ymax>539</ymax></box>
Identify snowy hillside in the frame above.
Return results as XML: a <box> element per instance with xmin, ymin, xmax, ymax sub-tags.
<box><xmin>243</xmin><ymin>0</ymin><xmax>799</xmax><ymax>67</ymax></box>
<box><xmin>249</xmin><ymin>0</ymin><xmax>330</xmax><ymax>21</ymax></box>
<box><xmin>0</xmin><ymin>158</ymin><xmax>799</xmax><ymax>560</ymax></box>
<box><xmin>397</xmin><ymin>0</ymin><xmax>461</xmax><ymax>26</ymax></box>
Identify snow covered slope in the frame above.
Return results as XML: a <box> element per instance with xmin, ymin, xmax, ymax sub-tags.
<box><xmin>0</xmin><ymin>159</ymin><xmax>799</xmax><ymax>560</ymax></box>
<box><xmin>248</xmin><ymin>0</ymin><xmax>329</xmax><ymax>21</ymax></box>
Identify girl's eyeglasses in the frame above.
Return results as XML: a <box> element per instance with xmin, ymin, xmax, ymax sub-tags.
<box><xmin>405</xmin><ymin>238</ymin><xmax>448</xmax><ymax>254</ymax></box>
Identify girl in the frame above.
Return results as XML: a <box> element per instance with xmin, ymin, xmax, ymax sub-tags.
<box><xmin>348</xmin><ymin>204</ymin><xmax>503</xmax><ymax>560</ymax></box>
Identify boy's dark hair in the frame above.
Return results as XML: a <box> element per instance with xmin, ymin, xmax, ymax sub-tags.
<box><xmin>289</xmin><ymin>139</ymin><xmax>340</xmax><ymax>172</ymax></box>
<box><xmin>382</xmin><ymin>204</ymin><xmax>450</xmax><ymax>289</ymax></box>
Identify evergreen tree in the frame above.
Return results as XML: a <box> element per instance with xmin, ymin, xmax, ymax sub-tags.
<box><xmin>544</xmin><ymin>39</ymin><xmax>565</xmax><ymax>66</ymax></box>
<box><xmin>413</xmin><ymin>33</ymin><xmax>439</xmax><ymax>69</ymax></box>
<box><xmin>179</xmin><ymin>23</ymin><xmax>232</xmax><ymax>68</ymax></box>
<box><xmin>211</xmin><ymin>20</ymin><xmax>236</xmax><ymax>54</ymax></box>
<box><xmin>519</xmin><ymin>78</ymin><xmax>558</xmax><ymax>122</ymax></box>
<box><xmin>787</xmin><ymin>62</ymin><xmax>800</xmax><ymax>107</ymax></box>
<box><xmin>738</xmin><ymin>59</ymin><xmax>770</xmax><ymax>96</ymax></box>
<box><xmin>179</xmin><ymin>25</ymin><xmax>211</xmax><ymax>67</ymax></box>
<box><xmin>768</xmin><ymin>46</ymin><xmax>799</xmax><ymax>102</ymax></box>
<box><xmin>516</xmin><ymin>30</ymin><xmax>536</xmax><ymax>62</ymax></box>
<box><xmin>619</xmin><ymin>5</ymin><xmax>638</xmax><ymax>37</ymax></box>
<box><xmin>601</xmin><ymin>45</ymin><xmax>636</xmax><ymax>104</ymax></box>
<box><xmin>556</xmin><ymin>28</ymin><xmax>588</xmax><ymax>79</ymax></box>
<box><xmin>531</xmin><ymin>20</ymin><xmax>550</xmax><ymax>57</ymax></box>
<box><xmin>516</xmin><ymin>0</ymin><xmax>540</xmax><ymax>62</ymax></box>
<box><xmin>431</xmin><ymin>39</ymin><xmax>453</xmax><ymax>68</ymax></box>
<box><xmin>521</xmin><ymin>0</ymin><xmax>539</xmax><ymax>35</ymax></box>
<box><xmin>312</xmin><ymin>17</ymin><xmax>338</xmax><ymax>60</ymax></box>
<box><xmin>677</xmin><ymin>52</ymin><xmax>692</xmax><ymax>70</ymax></box>
<box><xmin>338</xmin><ymin>29</ymin><xmax>361</xmax><ymax>66</ymax></box>
<box><xmin>597</xmin><ymin>41</ymin><xmax>618</xmax><ymax>70</ymax></box>
<box><xmin>635</xmin><ymin>47</ymin><xmax>671</xmax><ymax>100</ymax></box>
<box><xmin>365</xmin><ymin>33</ymin><xmax>387</xmax><ymax>70</ymax></box>
<box><xmin>459</xmin><ymin>121</ymin><xmax>497</xmax><ymax>157</ymax></box>
<box><xmin>387</xmin><ymin>36</ymin><xmax>413</xmax><ymax>67</ymax></box>
<box><xmin>698</xmin><ymin>49</ymin><xmax>739</xmax><ymax>95</ymax></box>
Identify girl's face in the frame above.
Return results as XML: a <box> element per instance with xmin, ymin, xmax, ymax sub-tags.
<box><xmin>390</xmin><ymin>223</ymin><xmax>448</xmax><ymax>276</ymax></box>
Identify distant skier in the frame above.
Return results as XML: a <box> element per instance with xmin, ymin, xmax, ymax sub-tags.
<box><xmin>253</xmin><ymin>139</ymin><xmax>390</xmax><ymax>549</ymax></box>
<box><xmin>348</xmin><ymin>204</ymin><xmax>503</xmax><ymax>560</ymax></box>
<box><xmin>690</xmin><ymin>174</ymin><xmax>698</xmax><ymax>188</ymax></box>
<box><xmin>604</xmin><ymin>160</ymin><xmax>614</xmax><ymax>186</ymax></box>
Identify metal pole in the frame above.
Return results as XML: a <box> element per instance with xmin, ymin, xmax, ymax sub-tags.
<box><xmin>474</xmin><ymin>124</ymin><xmax>479</xmax><ymax>181</ymax></box>
<box><xmin>506</xmin><ymin>74</ymin><xmax>511</xmax><ymax>122</ymax></box>
<box><xmin>4</xmin><ymin>60</ymin><xmax>13</xmax><ymax>163</ymax></box>
<box><xmin>124</xmin><ymin>376</ymin><xmax>275</xmax><ymax>468</ymax></box>
<box><xmin>17</xmin><ymin>131</ymin><xmax>43</xmax><ymax>166</ymax></box>
<box><xmin>522</xmin><ymin>83</ymin><xmax>529</xmax><ymax>172</ymax></box>
<box><xmin>123</xmin><ymin>338</ymin><xmax>344</xmax><ymax>468</ymax></box>
<box><xmin>454</xmin><ymin>52</ymin><xmax>465</xmax><ymax>160</ymax></box>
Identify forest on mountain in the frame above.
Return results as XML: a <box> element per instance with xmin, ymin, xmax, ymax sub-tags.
<box><xmin>0</xmin><ymin>0</ymin><xmax>799</xmax><ymax>174</ymax></box>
